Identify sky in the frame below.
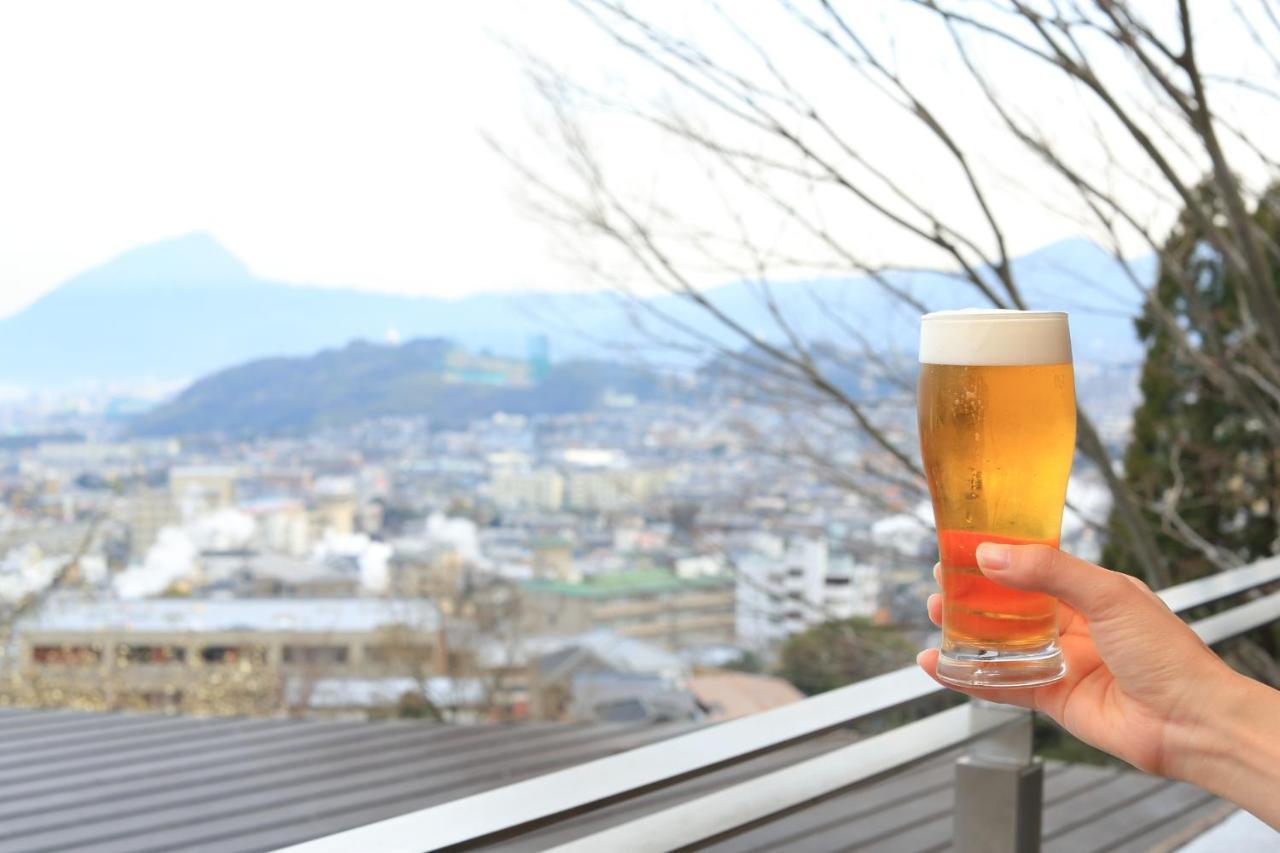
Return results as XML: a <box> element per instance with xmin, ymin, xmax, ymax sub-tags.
<box><xmin>0</xmin><ymin>2</ymin><xmax>580</xmax><ymax>316</ymax></box>
<box><xmin>0</xmin><ymin>1</ymin><xmax>1271</xmax><ymax>319</ymax></box>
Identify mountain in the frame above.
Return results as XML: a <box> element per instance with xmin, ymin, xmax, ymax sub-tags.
<box><xmin>635</xmin><ymin>237</ymin><xmax>1151</xmax><ymax>366</ymax></box>
<box><xmin>0</xmin><ymin>233</ymin><xmax>1151</xmax><ymax>388</ymax></box>
<box><xmin>131</xmin><ymin>338</ymin><xmax>674</xmax><ymax>437</ymax></box>
<box><xmin>0</xmin><ymin>233</ymin><xmax>583</xmax><ymax>387</ymax></box>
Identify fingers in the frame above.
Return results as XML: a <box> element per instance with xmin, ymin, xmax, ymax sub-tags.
<box><xmin>928</xmin><ymin>589</ymin><xmax>1081</xmax><ymax>635</ymax></box>
<box><xmin>975</xmin><ymin>543</ymin><xmax>1138</xmax><ymax>624</ymax></box>
<box><xmin>931</xmin><ymin>558</ymin><xmax>1080</xmax><ymax>634</ymax></box>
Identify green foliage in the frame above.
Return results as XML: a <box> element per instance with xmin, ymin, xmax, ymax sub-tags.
<box><xmin>777</xmin><ymin>617</ymin><xmax>916</xmax><ymax>696</ymax></box>
<box><xmin>723</xmin><ymin>650</ymin><xmax>764</xmax><ymax>674</ymax></box>
<box><xmin>393</xmin><ymin>691</ymin><xmax>444</xmax><ymax>721</ymax></box>
<box><xmin>1104</xmin><ymin>186</ymin><xmax>1280</xmax><ymax>583</ymax></box>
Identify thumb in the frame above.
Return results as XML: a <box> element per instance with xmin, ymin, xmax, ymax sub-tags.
<box><xmin>975</xmin><ymin>543</ymin><xmax>1144</xmax><ymax>622</ymax></box>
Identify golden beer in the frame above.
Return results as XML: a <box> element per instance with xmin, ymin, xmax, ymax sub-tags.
<box><xmin>917</xmin><ymin>310</ymin><xmax>1076</xmax><ymax>687</ymax></box>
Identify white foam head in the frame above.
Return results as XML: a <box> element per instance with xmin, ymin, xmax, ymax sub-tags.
<box><xmin>919</xmin><ymin>309</ymin><xmax>1072</xmax><ymax>366</ymax></box>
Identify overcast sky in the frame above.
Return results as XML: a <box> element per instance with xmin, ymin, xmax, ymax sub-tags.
<box><xmin>0</xmin><ymin>2</ymin><xmax>1268</xmax><ymax>319</ymax></box>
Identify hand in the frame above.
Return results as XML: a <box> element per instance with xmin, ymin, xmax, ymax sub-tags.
<box><xmin>916</xmin><ymin>543</ymin><xmax>1235</xmax><ymax>777</ymax></box>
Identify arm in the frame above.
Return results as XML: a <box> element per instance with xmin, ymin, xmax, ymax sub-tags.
<box><xmin>917</xmin><ymin>543</ymin><xmax>1280</xmax><ymax>830</ymax></box>
<box><xmin>1172</xmin><ymin>670</ymin><xmax>1280</xmax><ymax>829</ymax></box>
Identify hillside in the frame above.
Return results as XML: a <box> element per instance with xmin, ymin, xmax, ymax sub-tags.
<box><xmin>130</xmin><ymin>339</ymin><xmax>674</xmax><ymax>437</ymax></box>
<box><xmin>0</xmin><ymin>233</ymin><xmax>1151</xmax><ymax>387</ymax></box>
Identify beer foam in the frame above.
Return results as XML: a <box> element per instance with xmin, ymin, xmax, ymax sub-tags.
<box><xmin>919</xmin><ymin>309</ymin><xmax>1072</xmax><ymax>366</ymax></box>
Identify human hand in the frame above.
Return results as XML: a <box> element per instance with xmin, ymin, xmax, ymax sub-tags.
<box><xmin>916</xmin><ymin>543</ymin><xmax>1237</xmax><ymax>777</ymax></box>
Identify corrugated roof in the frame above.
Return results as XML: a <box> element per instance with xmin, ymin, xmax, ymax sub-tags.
<box><xmin>0</xmin><ymin>708</ymin><xmax>1233</xmax><ymax>852</ymax></box>
<box><xmin>0</xmin><ymin>708</ymin><xmax>690</xmax><ymax>853</ymax></box>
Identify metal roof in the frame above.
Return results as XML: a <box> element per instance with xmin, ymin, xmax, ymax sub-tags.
<box><xmin>0</xmin><ymin>708</ymin><xmax>1232</xmax><ymax>853</ymax></box>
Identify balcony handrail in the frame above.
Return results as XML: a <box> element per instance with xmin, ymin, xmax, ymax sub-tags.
<box><xmin>282</xmin><ymin>557</ymin><xmax>1280</xmax><ymax>853</ymax></box>
<box><xmin>545</xmin><ymin>703</ymin><xmax>1017</xmax><ymax>853</ymax></box>
<box><xmin>1156</xmin><ymin>555</ymin><xmax>1280</xmax><ymax>612</ymax></box>
<box><xmin>549</xmin><ymin>588</ymin><xmax>1280</xmax><ymax>853</ymax></box>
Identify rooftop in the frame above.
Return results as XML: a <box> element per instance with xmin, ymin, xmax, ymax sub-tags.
<box><xmin>0</xmin><ymin>708</ymin><xmax>1234</xmax><ymax>853</ymax></box>
<box><xmin>522</xmin><ymin>568</ymin><xmax>732</xmax><ymax>599</ymax></box>
<box><xmin>20</xmin><ymin>596</ymin><xmax>439</xmax><ymax>635</ymax></box>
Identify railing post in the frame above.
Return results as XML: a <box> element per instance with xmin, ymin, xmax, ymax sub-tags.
<box><xmin>954</xmin><ymin>700</ymin><xmax>1042</xmax><ymax>853</ymax></box>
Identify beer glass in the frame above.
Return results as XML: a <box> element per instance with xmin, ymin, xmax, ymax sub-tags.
<box><xmin>917</xmin><ymin>309</ymin><xmax>1076</xmax><ymax>687</ymax></box>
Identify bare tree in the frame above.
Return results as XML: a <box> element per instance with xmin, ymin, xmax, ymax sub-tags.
<box><xmin>502</xmin><ymin>0</ymin><xmax>1280</xmax><ymax>588</ymax></box>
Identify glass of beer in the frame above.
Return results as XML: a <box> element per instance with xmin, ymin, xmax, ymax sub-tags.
<box><xmin>917</xmin><ymin>309</ymin><xmax>1076</xmax><ymax>688</ymax></box>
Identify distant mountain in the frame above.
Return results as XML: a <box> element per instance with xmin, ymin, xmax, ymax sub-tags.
<box><xmin>131</xmin><ymin>338</ymin><xmax>674</xmax><ymax>437</ymax></box>
<box><xmin>0</xmin><ymin>232</ymin><xmax>1151</xmax><ymax>388</ymax></box>
<box><xmin>0</xmin><ymin>233</ymin><xmax>583</xmax><ymax>387</ymax></box>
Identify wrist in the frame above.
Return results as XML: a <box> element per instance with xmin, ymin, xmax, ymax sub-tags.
<box><xmin>1168</xmin><ymin>668</ymin><xmax>1278</xmax><ymax>808</ymax></box>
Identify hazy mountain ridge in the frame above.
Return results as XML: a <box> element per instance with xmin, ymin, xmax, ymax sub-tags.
<box><xmin>0</xmin><ymin>233</ymin><xmax>1152</xmax><ymax>387</ymax></box>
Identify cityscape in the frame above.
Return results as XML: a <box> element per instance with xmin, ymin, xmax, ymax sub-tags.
<box><xmin>3</xmin><ymin>1</ymin><xmax>1276</xmax><ymax>848</ymax></box>
<box><xmin>0</xmin><ymin>333</ymin><xmax>1117</xmax><ymax>724</ymax></box>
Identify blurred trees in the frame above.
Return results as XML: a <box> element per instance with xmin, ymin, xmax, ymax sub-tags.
<box><xmin>1105</xmin><ymin>185</ymin><xmax>1280</xmax><ymax>582</ymax></box>
<box><xmin>1104</xmin><ymin>185</ymin><xmax>1280</xmax><ymax>683</ymax></box>
<box><xmin>514</xmin><ymin>1</ymin><xmax>1280</xmax><ymax>589</ymax></box>
<box><xmin>778</xmin><ymin>617</ymin><xmax>915</xmax><ymax>695</ymax></box>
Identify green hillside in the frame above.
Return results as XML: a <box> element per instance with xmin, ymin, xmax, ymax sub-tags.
<box><xmin>131</xmin><ymin>338</ymin><xmax>673</xmax><ymax>437</ymax></box>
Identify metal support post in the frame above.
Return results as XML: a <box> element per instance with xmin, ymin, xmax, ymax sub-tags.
<box><xmin>954</xmin><ymin>700</ymin><xmax>1043</xmax><ymax>853</ymax></box>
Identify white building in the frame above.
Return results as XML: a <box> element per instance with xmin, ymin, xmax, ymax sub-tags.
<box><xmin>566</xmin><ymin>469</ymin><xmax>669</xmax><ymax>512</ymax></box>
<box><xmin>734</xmin><ymin>534</ymin><xmax>883</xmax><ymax>652</ymax></box>
<box><xmin>823</xmin><ymin>553</ymin><xmax>884</xmax><ymax>622</ymax></box>
<box><xmin>491</xmin><ymin>469</ymin><xmax>565</xmax><ymax>512</ymax></box>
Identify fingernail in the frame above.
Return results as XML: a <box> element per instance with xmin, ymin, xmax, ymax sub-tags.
<box><xmin>976</xmin><ymin>543</ymin><xmax>1011</xmax><ymax>570</ymax></box>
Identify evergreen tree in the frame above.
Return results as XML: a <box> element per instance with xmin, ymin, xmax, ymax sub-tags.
<box><xmin>1104</xmin><ymin>186</ymin><xmax>1280</xmax><ymax>583</ymax></box>
<box><xmin>777</xmin><ymin>617</ymin><xmax>916</xmax><ymax>696</ymax></box>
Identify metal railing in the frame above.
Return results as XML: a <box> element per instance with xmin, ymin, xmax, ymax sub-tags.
<box><xmin>283</xmin><ymin>557</ymin><xmax>1280</xmax><ymax>853</ymax></box>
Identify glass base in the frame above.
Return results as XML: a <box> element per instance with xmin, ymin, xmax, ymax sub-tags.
<box><xmin>937</xmin><ymin>643</ymin><xmax>1066</xmax><ymax>689</ymax></box>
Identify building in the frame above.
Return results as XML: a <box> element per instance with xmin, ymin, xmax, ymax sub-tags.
<box><xmin>313</xmin><ymin>491</ymin><xmax>358</xmax><ymax>538</ymax></box>
<box><xmin>442</xmin><ymin>348</ymin><xmax>531</xmax><ymax>387</ymax></box>
<box><xmin>286</xmin><ymin>676</ymin><xmax>489</xmax><ymax>721</ymax></box>
<box><xmin>528</xmin><ymin>630</ymin><xmax>695</xmax><ymax>722</ymax></box>
<box><xmin>123</xmin><ymin>488</ymin><xmax>180</xmax><ymax>558</ymax></box>
<box><xmin>15</xmin><ymin>597</ymin><xmax>444</xmax><ymax>711</ymax></box>
<box><xmin>527</xmin><ymin>334</ymin><xmax>551</xmax><ymax>383</ymax></box>
<box><xmin>531</xmin><ymin>536</ymin><xmax>575</xmax><ymax>581</ymax></box>
<box><xmin>824</xmin><ymin>553</ymin><xmax>884</xmax><ymax>622</ymax></box>
<box><xmin>686</xmin><ymin>672</ymin><xmax>804</xmax><ymax>721</ymax></box>
<box><xmin>735</xmin><ymin>534</ymin><xmax>883</xmax><ymax>651</ymax></box>
<box><xmin>242</xmin><ymin>498</ymin><xmax>311</xmax><ymax>556</ymax></box>
<box><xmin>0</xmin><ymin>708</ymin><xmax>1229</xmax><ymax>852</ymax></box>
<box><xmin>201</xmin><ymin>551</ymin><xmax>362</xmax><ymax>598</ymax></box>
<box><xmin>387</xmin><ymin>544</ymin><xmax>466</xmax><ymax>602</ymax></box>
<box><xmin>566</xmin><ymin>469</ymin><xmax>670</xmax><ymax>513</ymax></box>
<box><xmin>520</xmin><ymin>569</ymin><xmax>735</xmax><ymax>649</ymax></box>
<box><xmin>169</xmin><ymin>466</ymin><xmax>239</xmax><ymax>517</ymax></box>
<box><xmin>491</xmin><ymin>469</ymin><xmax>565</xmax><ymax>512</ymax></box>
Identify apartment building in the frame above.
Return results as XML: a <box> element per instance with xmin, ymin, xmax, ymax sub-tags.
<box><xmin>16</xmin><ymin>597</ymin><xmax>444</xmax><ymax>710</ymax></box>
<box><xmin>520</xmin><ymin>569</ymin><xmax>735</xmax><ymax>649</ymax></box>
